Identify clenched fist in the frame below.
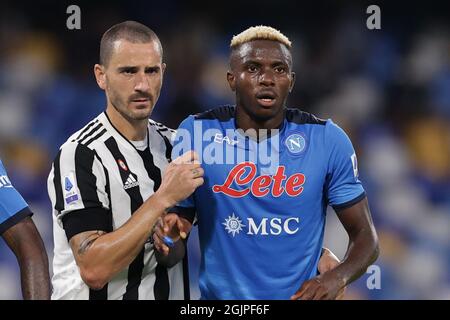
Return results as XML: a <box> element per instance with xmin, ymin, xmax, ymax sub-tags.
<box><xmin>155</xmin><ymin>151</ymin><xmax>204</xmax><ymax>208</ymax></box>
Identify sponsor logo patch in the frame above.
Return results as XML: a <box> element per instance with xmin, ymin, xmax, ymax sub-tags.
<box><xmin>64</xmin><ymin>172</ymin><xmax>80</xmax><ymax>205</ymax></box>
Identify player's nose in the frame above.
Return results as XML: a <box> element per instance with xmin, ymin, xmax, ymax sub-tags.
<box><xmin>134</xmin><ymin>72</ymin><xmax>150</xmax><ymax>91</ymax></box>
<box><xmin>259</xmin><ymin>69</ymin><xmax>275</xmax><ymax>87</ymax></box>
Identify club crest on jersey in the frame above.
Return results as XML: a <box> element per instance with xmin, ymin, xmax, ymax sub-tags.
<box><xmin>117</xmin><ymin>159</ymin><xmax>128</xmax><ymax>171</ymax></box>
<box><xmin>284</xmin><ymin>133</ymin><xmax>307</xmax><ymax>155</ymax></box>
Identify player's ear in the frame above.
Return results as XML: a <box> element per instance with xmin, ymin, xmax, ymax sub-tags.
<box><xmin>289</xmin><ymin>71</ymin><xmax>296</xmax><ymax>93</ymax></box>
<box><xmin>94</xmin><ymin>64</ymin><xmax>106</xmax><ymax>90</ymax></box>
<box><xmin>227</xmin><ymin>71</ymin><xmax>236</xmax><ymax>92</ymax></box>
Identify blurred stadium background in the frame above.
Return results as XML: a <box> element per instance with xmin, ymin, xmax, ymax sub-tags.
<box><xmin>0</xmin><ymin>0</ymin><xmax>449</xmax><ymax>299</ymax></box>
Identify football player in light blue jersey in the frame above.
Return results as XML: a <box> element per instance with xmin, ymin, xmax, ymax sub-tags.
<box><xmin>0</xmin><ymin>159</ymin><xmax>50</xmax><ymax>299</ymax></box>
<box><xmin>154</xmin><ymin>26</ymin><xmax>379</xmax><ymax>300</ymax></box>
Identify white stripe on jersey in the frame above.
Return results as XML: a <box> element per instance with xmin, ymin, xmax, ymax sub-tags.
<box><xmin>48</xmin><ymin>112</ymin><xmax>186</xmax><ymax>300</ymax></box>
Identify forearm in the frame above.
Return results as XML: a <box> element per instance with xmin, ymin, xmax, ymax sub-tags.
<box><xmin>78</xmin><ymin>192</ymin><xmax>173</xmax><ymax>284</ymax></box>
<box><xmin>293</xmin><ymin>199</ymin><xmax>378</xmax><ymax>300</ymax></box>
<box><xmin>2</xmin><ymin>217</ymin><xmax>51</xmax><ymax>299</ymax></box>
<box><xmin>330</xmin><ymin>228</ymin><xmax>379</xmax><ymax>287</ymax></box>
<box><xmin>19</xmin><ymin>250</ymin><xmax>50</xmax><ymax>300</ymax></box>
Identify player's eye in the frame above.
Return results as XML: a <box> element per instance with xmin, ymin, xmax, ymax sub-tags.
<box><xmin>146</xmin><ymin>67</ymin><xmax>160</xmax><ymax>74</ymax></box>
<box><xmin>120</xmin><ymin>68</ymin><xmax>136</xmax><ymax>75</ymax></box>
<box><xmin>247</xmin><ymin>64</ymin><xmax>258</xmax><ymax>73</ymax></box>
<box><xmin>275</xmin><ymin>66</ymin><xmax>287</xmax><ymax>74</ymax></box>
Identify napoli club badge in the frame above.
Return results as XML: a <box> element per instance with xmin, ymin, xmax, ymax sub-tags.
<box><xmin>285</xmin><ymin>133</ymin><xmax>307</xmax><ymax>155</ymax></box>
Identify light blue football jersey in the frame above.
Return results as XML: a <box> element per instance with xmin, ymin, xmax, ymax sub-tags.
<box><xmin>172</xmin><ymin>106</ymin><xmax>365</xmax><ymax>299</ymax></box>
<box><xmin>0</xmin><ymin>159</ymin><xmax>30</xmax><ymax>234</ymax></box>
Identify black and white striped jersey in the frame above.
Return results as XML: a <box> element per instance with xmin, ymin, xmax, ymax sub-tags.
<box><xmin>47</xmin><ymin>112</ymin><xmax>189</xmax><ymax>300</ymax></box>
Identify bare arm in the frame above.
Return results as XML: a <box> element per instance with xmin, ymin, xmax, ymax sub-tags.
<box><xmin>69</xmin><ymin>193</ymin><xmax>173</xmax><ymax>290</ymax></box>
<box><xmin>2</xmin><ymin>216</ymin><xmax>50</xmax><ymax>300</ymax></box>
<box><xmin>292</xmin><ymin>197</ymin><xmax>379</xmax><ymax>300</ymax></box>
<box><xmin>332</xmin><ymin>197</ymin><xmax>380</xmax><ymax>285</ymax></box>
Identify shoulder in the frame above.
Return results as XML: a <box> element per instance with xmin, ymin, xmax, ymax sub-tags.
<box><xmin>193</xmin><ymin>105</ymin><xmax>236</xmax><ymax>122</ymax></box>
<box><xmin>319</xmin><ymin>119</ymin><xmax>357</xmax><ymax>157</ymax></box>
<box><xmin>285</xmin><ymin>108</ymin><xmax>353</xmax><ymax>147</ymax></box>
<box><xmin>148</xmin><ymin>119</ymin><xmax>176</xmax><ymax>142</ymax></box>
<box><xmin>55</xmin><ymin>115</ymin><xmax>106</xmax><ymax>161</ymax></box>
<box><xmin>60</xmin><ymin>114</ymin><xmax>106</xmax><ymax>150</ymax></box>
<box><xmin>323</xmin><ymin>119</ymin><xmax>352</xmax><ymax>142</ymax></box>
<box><xmin>285</xmin><ymin>108</ymin><xmax>349</xmax><ymax>137</ymax></box>
<box><xmin>285</xmin><ymin>108</ymin><xmax>327</xmax><ymax>125</ymax></box>
<box><xmin>148</xmin><ymin>119</ymin><xmax>176</xmax><ymax>134</ymax></box>
<box><xmin>173</xmin><ymin>105</ymin><xmax>235</xmax><ymax>131</ymax></box>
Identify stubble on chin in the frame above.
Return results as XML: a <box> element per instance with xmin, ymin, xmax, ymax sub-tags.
<box><xmin>118</xmin><ymin>105</ymin><xmax>151</xmax><ymax>122</ymax></box>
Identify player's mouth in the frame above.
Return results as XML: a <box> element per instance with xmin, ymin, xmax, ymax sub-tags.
<box><xmin>131</xmin><ymin>98</ymin><xmax>150</xmax><ymax>103</ymax></box>
<box><xmin>130</xmin><ymin>97</ymin><xmax>151</xmax><ymax>108</ymax></box>
<box><xmin>255</xmin><ymin>91</ymin><xmax>277</xmax><ymax>107</ymax></box>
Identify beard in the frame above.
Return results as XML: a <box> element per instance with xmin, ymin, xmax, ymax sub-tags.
<box><xmin>108</xmin><ymin>88</ymin><xmax>154</xmax><ymax>122</ymax></box>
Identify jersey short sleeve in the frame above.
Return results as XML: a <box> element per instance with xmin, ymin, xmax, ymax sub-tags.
<box><xmin>0</xmin><ymin>159</ymin><xmax>32</xmax><ymax>234</ymax></box>
<box><xmin>48</xmin><ymin>142</ymin><xmax>110</xmax><ymax>239</ymax></box>
<box><xmin>325</xmin><ymin>120</ymin><xmax>366</xmax><ymax>211</ymax></box>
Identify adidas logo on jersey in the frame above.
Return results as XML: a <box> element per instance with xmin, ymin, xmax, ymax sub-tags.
<box><xmin>124</xmin><ymin>174</ymin><xmax>139</xmax><ymax>190</ymax></box>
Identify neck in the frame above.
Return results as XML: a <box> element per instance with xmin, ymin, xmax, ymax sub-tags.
<box><xmin>236</xmin><ymin>106</ymin><xmax>285</xmax><ymax>134</ymax></box>
<box><xmin>106</xmin><ymin>104</ymin><xmax>148</xmax><ymax>141</ymax></box>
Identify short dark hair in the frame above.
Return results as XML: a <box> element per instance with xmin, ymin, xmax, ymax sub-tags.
<box><xmin>99</xmin><ymin>21</ymin><xmax>162</xmax><ymax>66</ymax></box>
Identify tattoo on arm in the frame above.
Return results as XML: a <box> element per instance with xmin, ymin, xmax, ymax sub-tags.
<box><xmin>78</xmin><ymin>231</ymin><xmax>104</xmax><ymax>255</ymax></box>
